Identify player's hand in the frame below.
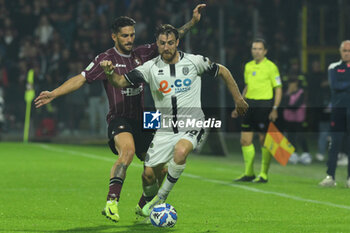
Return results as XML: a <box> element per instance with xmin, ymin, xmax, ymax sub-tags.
<box><xmin>191</xmin><ymin>4</ymin><xmax>206</xmax><ymax>24</ymax></box>
<box><xmin>34</xmin><ymin>91</ymin><xmax>54</xmax><ymax>108</ymax></box>
<box><xmin>234</xmin><ymin>98</ymin><xmax>248</xmax><ymax>116</ymax></box>
<box><xmin>269</xmin><ymin>109</ymin><xmax>278</xmax><ymax>122</ymax></box>
<box><xmin>231</xmin><ymin>109</ymin><xmax>238</xmax><ymax>118</ymax></box>
<box><xmin>100</xmin><ymin>60</ymin><xmax>115</xmax><ymax>75</ymax></box>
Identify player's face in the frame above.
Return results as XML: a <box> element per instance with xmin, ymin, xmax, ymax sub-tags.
<box><xmin>340</xmin><ymin>42</ymin><xmax>350</xmax><ymax>63</ymax></box>
<box><xmin>157</xmin><ymin>33</ymin><xmax>179</xmax><ymax>63</ymax></box>
<box><xmin>251</xmin><ymin>42</ymin><xmax>267</xmax><ymax>63</ymax></box>
<box><xmin>112</xmin><ymin>26</ymin><xmax>135</xmax><ymax>55</ymax></box>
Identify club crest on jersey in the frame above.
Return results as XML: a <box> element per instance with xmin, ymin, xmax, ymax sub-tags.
<box><xmin>158</xmin><ymin>78</ymin><xmax>192</xmax><ymax>94</ymax></box>
<box><xmin>182</xmin><ymin>66</ymin><xmax>189</xmax><ymax>75</ymax></box>
<box><xmin>134</xmin><ymin>58</ymin><xmax>141</xmax><ymax>65</ymax></box>
<box><xmin>252</xmin><ymin>71</ymin><xmax>256</xmax><ymax>76</ymax></box>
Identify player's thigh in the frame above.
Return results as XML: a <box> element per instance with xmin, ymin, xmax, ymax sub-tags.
<box><xmin>180</xmin><ymin>128</ymin><xmax>205</xmax><ymax>150</ymax></box>
<box><xmin>241</xmin><ymin>99</ymin><xmax>254</xmax><ymax>132</ymax></box>
<box><xmin>172</xmin><ymin>129</ymin><xmax>204</xmax><ymax>163</ymax></box>
<box><xmin>173</xmin><ymin>139</ymin><xmax>194</xmax><ymax>164</ymax></box>
<box><xmin>114</xmin><ymin>132</ymin><xmax>136</xmax><ymax>156</ymax></box>
<box><xmin>330</xmin><ymin>108</ymin><xmax>347</xmax><ymax>132</ymax></box>
<box><xmin>108</xmin><ymin>117</ymin><xmax>135</xmax><ymax>156</ymax></box>
<box><xmin>145</xmin><ymin>132</ymin><xmax>178</xmax><ymax>167</ymax></box>
<box><xmin>134</xmin><ymin>128</ymin><xmax>155</xmax><ymax>161</ymax></box>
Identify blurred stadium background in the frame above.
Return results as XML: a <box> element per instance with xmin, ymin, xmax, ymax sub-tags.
<box><xmin>0</xmin><ymin>0</ymin><xmax>349</xmax><ymax>149</ymax></box>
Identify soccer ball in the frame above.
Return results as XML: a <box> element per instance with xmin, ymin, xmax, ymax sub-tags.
<box><xmin>150</xmin><ymin>203</ymin><xmax>177</xmax><ymax>227</ymax></box>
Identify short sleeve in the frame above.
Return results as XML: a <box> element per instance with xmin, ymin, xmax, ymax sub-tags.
<box><xmin>191</xmin><ymin>55</ymin><xmax>219</xmax><ymax>77</ymax></box>
<box><xmin>124</xmin><ymin>60</ymin><xmax>154</xmax><ymax>85</ymax></box>
<box><xmin>270</xmin><ymin>63</ymin><xmax>282</xmax><ymax>87</ymax></box>
<box><xmin>134</xmin><ymin>43</ymin><xmax>158</xmax><ymax>63</ymax></box>
<box><xmin>81</xmin><ymin>53</ymin><xmax>109</xmax><ymax>83</ymax></box>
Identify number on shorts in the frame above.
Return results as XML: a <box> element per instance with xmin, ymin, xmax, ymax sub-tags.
<box><xmin>186</xmin><ymin>130</ymin><xmax>199</xmax><ymax>136</ymax></box>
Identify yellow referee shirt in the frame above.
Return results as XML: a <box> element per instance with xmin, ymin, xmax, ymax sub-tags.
<box><xmin>244</xmin><ymin>57</ymin><xmax>281</xmax><ymax>100</ymax></box>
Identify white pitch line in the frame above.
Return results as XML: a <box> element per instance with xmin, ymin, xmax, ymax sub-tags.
<box><xmin>34</xmin><ymin>143</ymin><xmax>350</xmax><ymax>211</ymax></box>
<box><xmin>37</xmin><ymin>144</ymin><xmax>116</xmax><ymax>163</ymax></box>
<box><xmin>183</xmin><ymin>173</ymin><xmax>350</xmax><ymax>210</ymax></box>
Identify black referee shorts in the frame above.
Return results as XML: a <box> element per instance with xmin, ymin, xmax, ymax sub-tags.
<box><xmin>241</xmin><ymin>99</ymin><xmax>273</xmax><ymax>133</ymax></box>
<box><xmin>108</xmin><ymin>117</ymin><xmax>154</xmax><ymax>161</ymax></box>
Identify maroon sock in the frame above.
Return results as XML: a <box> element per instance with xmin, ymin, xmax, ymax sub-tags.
<box><xmin>138</xmin><ymin>194</ymin><xmax>147</xmax><ymax>208</ymax></box>
<box><xmin>138</xmin><ymin>193</ymin><xmax>156</xmax><ymax>208</ymax></box>
<box><xmin>107</xmin><ymin>177</ymin><xmax>124</xmax><ymax>201</ymax></box>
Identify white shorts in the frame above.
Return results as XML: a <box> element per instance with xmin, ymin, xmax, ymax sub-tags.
<box><xmin>144</xmin><ymin>129</ymin><xmax>205</xmax><ymax>167</ymax></box>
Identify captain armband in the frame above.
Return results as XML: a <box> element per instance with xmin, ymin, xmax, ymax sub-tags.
<box><xmin>124</xmin><ymin>69</ymin><xmax>145</xmax><ymax>86</ymax></box>
<box><xmin>203</xmin><ymin>62</ymin><xmax>219</xmax><ymax>78</ymax></box>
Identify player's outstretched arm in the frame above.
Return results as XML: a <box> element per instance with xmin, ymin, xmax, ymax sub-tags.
<box><xmin>217</xmin><ymin>64</ymin><xmax>248</xmax><ymax>116</ymax></box>
<box><xmin>100</xmin><ymin>60</ymin><xmax>130</xmax><ymax>88</ymax></box>
<box><xmin>178</xmin><ymin>4</ymin><xmax>206</xmax><ymax>39</ymax></box>
<box><xmin>34</xmin><ymin>74</ymin><xmax>86</xmax><ymax>108</ymax></box>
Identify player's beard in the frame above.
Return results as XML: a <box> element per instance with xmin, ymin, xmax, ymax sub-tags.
<box><xmin>161</xmin><ymin>50</ymin><xmax>176</xmax><ymax>63</ymax></box>
<box><xmin>117</xmin><ymin>40</ymin><xmax>133</xmax><ymax>54</ymax></box>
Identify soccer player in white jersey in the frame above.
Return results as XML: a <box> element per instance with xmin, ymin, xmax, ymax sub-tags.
<box><xmin>100</xmin><ymin>24</ymin><xmax>248</xmax><ymax>217</ymax></box>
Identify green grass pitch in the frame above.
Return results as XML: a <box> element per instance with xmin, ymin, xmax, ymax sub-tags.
<box><xmin>1</xmin><ymin>142</ymin><xmax>350</xmax><ymax>233</ymax></box>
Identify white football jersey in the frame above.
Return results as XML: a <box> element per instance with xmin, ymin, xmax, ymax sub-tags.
<box><xmin>125</xmin><ymin>51</ymin><xmax>219</xmax><ymax>132</ymax></box>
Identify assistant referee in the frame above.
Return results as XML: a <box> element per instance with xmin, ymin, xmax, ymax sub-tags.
<box><xmin>232</xmin><ymin>38</ymin><xmax>282</xmax><ymax>183</ymax></box>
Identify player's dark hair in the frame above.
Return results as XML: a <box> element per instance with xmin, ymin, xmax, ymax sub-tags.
<box><xmin>155</xmin><ymin>24</ymin><xmax>179</xmax><ymax>40</ymax></box>
<box><xmin>111</xmin><ymin>16</ymin><xmax>136</xmax><ymax>33</ymax></box>
<box><xmin>252</xmin><ymin>38</ymin><xmax>268</xmax><ymax>50</ymax></box>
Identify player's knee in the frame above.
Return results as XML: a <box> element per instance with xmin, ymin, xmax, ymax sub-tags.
<box><xmin>142</xmin><ymin>169</ymin><xmax>156</xmax><ymax>184</ymax></box>
<box><xmin>174</xmin><ymin>145</ymin><xmax>188</xmax><ymax>163</ymax></box>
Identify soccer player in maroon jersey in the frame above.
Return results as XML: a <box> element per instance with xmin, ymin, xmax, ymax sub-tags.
<box><xmin>34</xmin><ymin>4</ymin><xmax>206</xmax><ymax>222</ymax></box>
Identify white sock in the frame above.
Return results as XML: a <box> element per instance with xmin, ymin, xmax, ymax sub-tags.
<box><xmin>158</xmin><ymin>159</ymin><xmax>186</xmax><ymax>200</ymax></box>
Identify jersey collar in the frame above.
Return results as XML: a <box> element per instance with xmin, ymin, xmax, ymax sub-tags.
<box><xmin>159</xmin><ymin>51</ymin><xmax>184</xmax><ymax>64</ymax></box>
<box><xmin>179</xmin><ymin>51</ymin><xmax>184</xmax><ymax>60</ymax></box>
<box><xmin>255</xmin><ymin>57</ymin><xmax>267</xmax><ymax>65</ymax></box>
<box><xmin>113</xmin><ymin>47</ymin><xmax>131</xmax><ymax>58</ymax></box>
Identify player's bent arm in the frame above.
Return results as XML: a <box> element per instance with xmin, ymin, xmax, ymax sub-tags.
<box><xmin>100</xmin><ymin>60</ymin><xmax>130</xmax><ymax>88</ymax></box>
<box><xmin>217</xmin><ymin>64</ymin><xmax>248</xmax><ymax>116</ymax></box>
<box><xmin>106</xmin><ymin>72</ymin><xmax>130</xmax><ymax>88</ymax></box>
<box><xmin>177</xmin><ymin>4</ymin><xmax>206</xmax><ymax>39</ymax></box>
<box><xmin>217</xmin><ymin>64</ymin><xmax>244</xmax><ymax>102</ymax></box>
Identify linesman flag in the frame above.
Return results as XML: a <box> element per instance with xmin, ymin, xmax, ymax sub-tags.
<box><xmin>264</xmin><ymin>122</ymin><xmax>295</xmax><ymax>166</ymax></box>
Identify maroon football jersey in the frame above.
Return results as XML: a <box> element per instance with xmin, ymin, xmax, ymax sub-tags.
<box><xmin>82</xmin><ymin>43</ymin><xmax>158</xmax><ymax>123</ymax></box>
